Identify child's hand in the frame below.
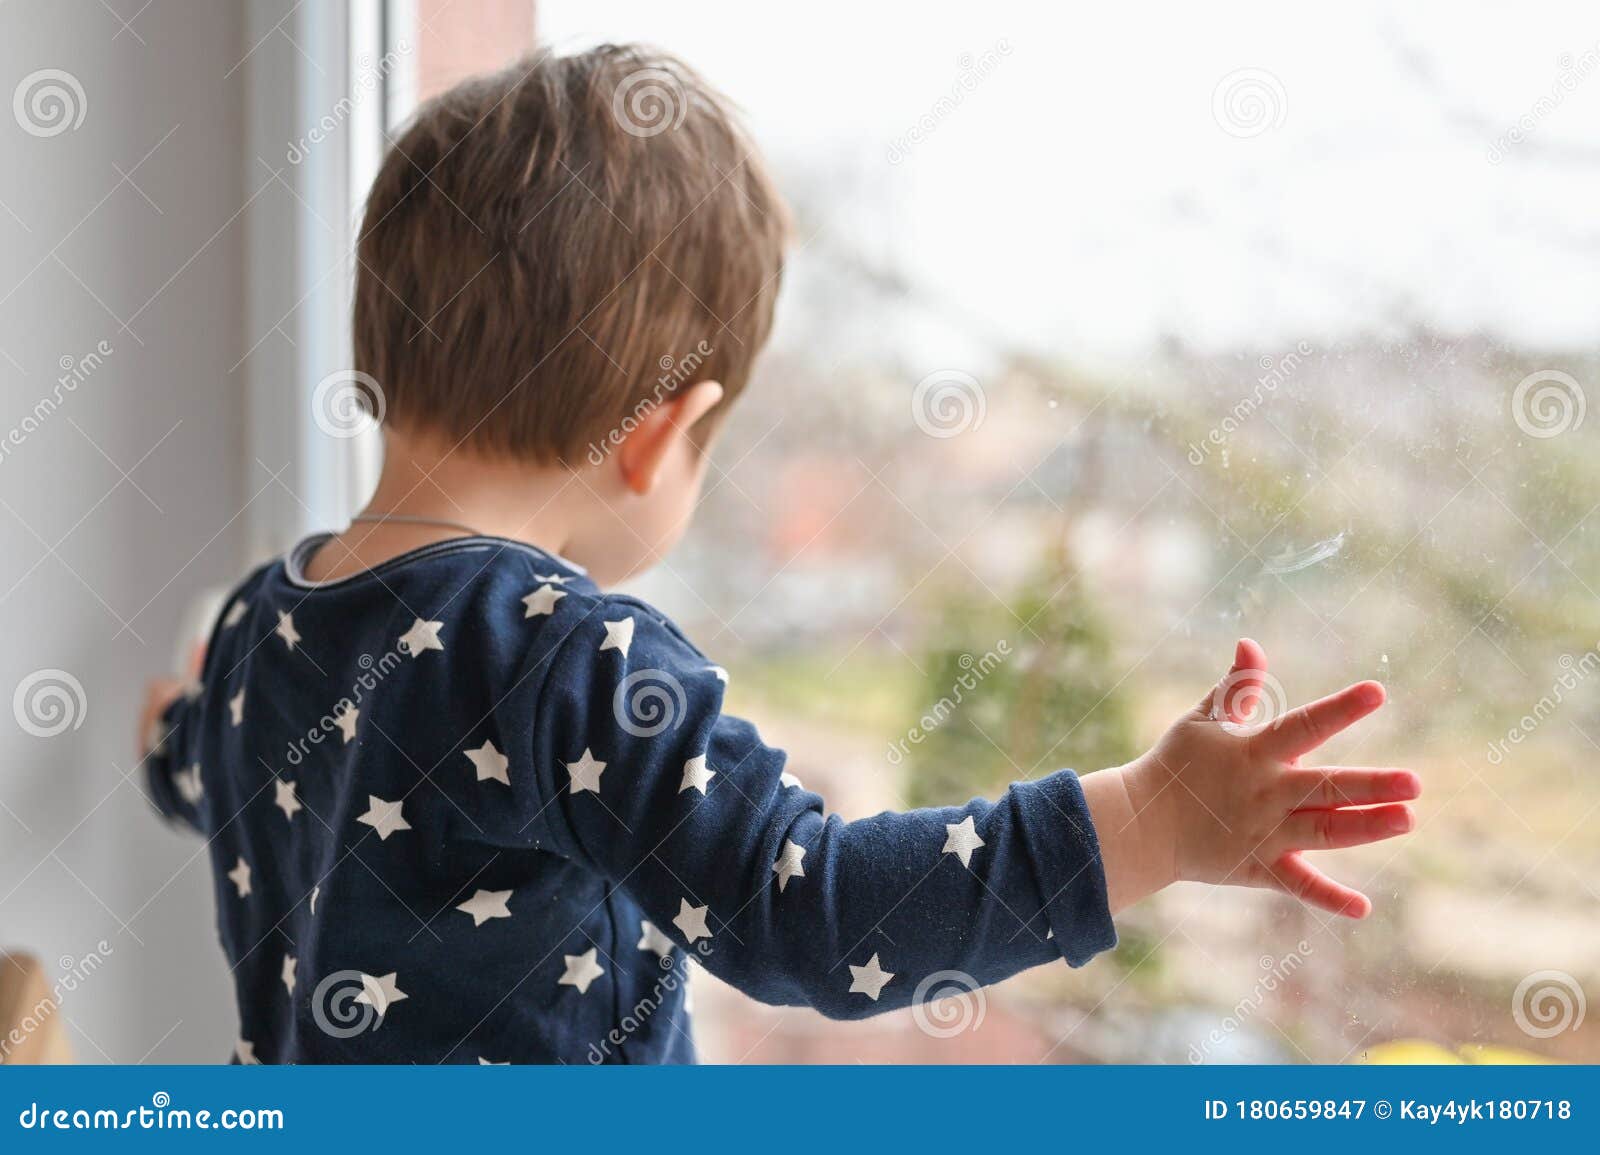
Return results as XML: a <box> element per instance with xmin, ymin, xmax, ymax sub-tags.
<box><xmin>1084</xmin><ymin>639</ymin><xmax>1420</xmax><ymax>919</ymax></box>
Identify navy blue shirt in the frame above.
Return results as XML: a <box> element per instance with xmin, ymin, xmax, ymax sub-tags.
<box><xmin>147</xmin><ymin>534</ymin><xmax>1116</xmax><ymax>1064</ymax></box>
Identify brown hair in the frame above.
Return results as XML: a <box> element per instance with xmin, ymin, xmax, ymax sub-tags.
<box><xmin>353</xmin><ymin>45</ymin><xmax>788</xmax><ymax>463</ymax></box>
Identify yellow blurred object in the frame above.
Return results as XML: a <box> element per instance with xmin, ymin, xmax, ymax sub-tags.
<box><xmin>1360</xmin><ymin>1039</ymin><xmax>1464</xmax><ymax>1064</ymax></box>
<box><xmin>1456</xmin><ymin>1043</ymin><xmax>1552</xmax><ymax>1065</ymax></box>
<box><xmin>0</xmin><ymin>953</ymin><xmax>72</xmax><ymax>1064</ymax></box>
<box><xmin>1359</xmin><ymin>1038</ymin><xmax>1551</xmax><ymax>1065</ymax></box>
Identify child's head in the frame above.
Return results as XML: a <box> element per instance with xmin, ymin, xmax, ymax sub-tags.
<box><xmin>353</xmin><ymin>45</ymin><xmax>787</xmax><ymax>579</ymax></box>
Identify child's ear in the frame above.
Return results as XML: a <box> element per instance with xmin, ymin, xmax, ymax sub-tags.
<box><xmin>616</xmin><ymin>380</ymin><xmax>725</xmax><ymax>496</ymax></box>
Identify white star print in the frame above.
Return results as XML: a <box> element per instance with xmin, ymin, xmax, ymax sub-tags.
<box><xmin>356</xmin><ymin>794</ymin><xmax>412</xmax><ymax>840</ymax></box>
<box><xmin>228</xmin><ymin>856</ymin><xmax>252</xmax><ymax>898</ymax></box>
<box><xmin>274</xmin><ymin>778</ymin><xmax>301</xmax><ymax>821</ymax></box>
<box><xmin>466</xmin><ymin>740</ymin><xmax>510</xmax><ymax>786</ymax></box>
<box><xmin>235</xmin><ymin>1039</ymin><xmax>259</xmax><ymax>1065</ymax></box>
<box><xmin>175</xmin><ymin>762</ymin><xmax>203</xmax><ymax>806</ymax></box>
<box><xmin>222</xmin><ymin>600</ymin><xmax>247</xmax><ymax>628</ymax></box>
<box><xmin>566</xmin><ymin>749</ymin><xmax>606</xmax><ymax>794</ymax></box>
<box><xmin>355</xmin><ymin>972</ymin><xmax>408</xmax><ymax>1018</ymax></box>
<box><xmin>778</xmin><ymin>771</ymin><xmax>802</xmax><ymax>790</ymax></box>
<box><xmin>848</xmin><ymin>953</ymin><xmax>895</xmax><ymax>1000</ymax></box>
<box><xmin>399</xmin><ymin>617</ymin><xmax>444</xmax><ymax>657</ymax></box>
<box><xmin>558</xmin><ymin>948</ymin><xmax>605</xmax><ymax>994</ymax></box>
<box><xmin>709</xmin><ymin>665</ymin><xmax>729</xmax><ymax>684</ymax></box>
<box><xmin>637</xmin><ymin>920</ymin><xmax>675</xmax><ymax>958</ymax></box>
<box><xmin>678</xmin><ymin>754</ymin><xmax>715</xmax><ymax>795</ymax></box>
<box><xmin>456</xmin><ymin>888</ymin><xmax>513</xmax><ymax>927</ymax></box>
<box><xmin>478</xmin><ymin>1057</ymin><xmax>509</xmax><ymax>1065</ymax></box>
<box><xmin>309</xmin><ymin>885</ymin><xmax>320</xmax><ymax>915</ymax></box>
<box><xmin>533</xmin><ymin>572</ymin><xmax>570</xmax><ymax>585</ymax></box>
<box><xmin>599</xmin><ymin>617</ymin><xmax>635</xmax><ymax>657</ymax></box>
<box><xmin>275</xmin><ymin>610</ymin><xmax>301</xmax><ymax>651</ymax></box>
<box><xmin>228</xmin><ymin>689</ymin><xmax>245</xmax><ymax>727</ymax></box>
<box><xmin>941</xmin><ymin>815</ymin><xmax>986</xmax><ymax>868</ymax></box>
<box><xmin>335</xmin><ymin>705</ymin><xmax>358</xmax><ymax>744</ymax></box>
<box><xmin>772</xmin><ymin>840</ymin><xmax>807</xmax><ymax>892</ymax></box>
<box><xmin>521</xmin><ymin>584</ymin><xmax>567</xmax><ymax>617</ymax></box>
<box><xmin>672</xmin><ymin>898</ymin><xmax>711</xmax><ymax>943</ymax></box>
<box><xmin>281</xmin><ymin>955</ymin><xmax>297</xmax><ymax>995</ymax></box>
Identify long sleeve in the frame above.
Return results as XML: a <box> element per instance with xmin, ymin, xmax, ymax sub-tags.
<box><xmin>525</xmin><ymin>598</ymin><xmax>1116</xmax><ymax>1019</ymax></box>
<box><xmin>144</xmin><ymin>690</ymin><xmax>205</xmax><ymax>835</ymax></box>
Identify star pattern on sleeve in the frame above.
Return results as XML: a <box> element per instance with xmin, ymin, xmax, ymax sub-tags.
<box><xmin>175</xmin><ymin>762</ymin><xmax>204</xmax><ymax>806</ymax></box>
<box><xmin>521</xmin><ymin>584</ymin><xmax>567</xmax><ymax>618</ymax></box>
<box><xmin>281</xmin><ymin>955</ymin><xmax>297</xmax><ymax>995</ymax></box>
<box><xmin>566</xmin><ymin>749</ymin><xmax>606</xmax><ymax>794</ymax></box>
<box><xmin>275</xmin><ymin>610</ymin><xmax>301</xmax><ymax>651</ymax></box>
<box><xmin>465</xmin><ymin>740</ymin><xmax>510</xmax><ymax>786</ymax></box>
<box><xmin>772</xmin><ymin>840</ymin><xmax>806</xmax><ymax>892</ymax></box>
<box><xmin>355</xmin><ymin>972</ymin><xmax>407</xmax><ymax>1019</ymax></box>
<box><xmin>941</xmin><ymin>815</ymin><xmax>985</xmax><ymax>868</ymax></box>
<box><xmin>678</xmin><ymin>755</ymin><xmax>715</xmax><ymax>795</ymax></box>
<box><xmin>533</xmin><ymin>572</ymin><xmax>570</xmax><ymax>585</ymax></box>
<box><xmin>309</xmin><ymin>885</ymin><xmax>320</xmax><ymax>915</ymax></box>
<box><xmin>335</xmin><ymin>705</ymin><xmax>359</xmax><ymax>744</ymax></box>
<box><xmin>274</xmin><ymin>778</ymin><xmax>302</xmax><ymax>821</ymax></box>
<box><xmin>637</xmin><ymin>920</ymin><xmax>675</xmax><ymax>959</ymax></box>
<box><xmin>228</xmin><ymin>689</ymin><xmax>245</xmax><ymax>727</ymax></box>
<box><xmin>778</xmin><ymin>771</ymin><xmax>802</xmax><ymax>790</ymax></box>
<box><xmin>456</xmin><ymin>888</ymin><xmax>513</xmax><ymax>927</ymax></box>
<box><xmin>558</xmin><ymin>948</ymin><xmax>605</xmax><ymax>994</ymax></box>
<box><xmin>222</xmin><ymin>599</ymin><xmax>247</xmax><ymax>629</ymax></box>
<box><xmin>848</xmin><ymin>953</ymin><xmax>894</xmax><ymax>1000</ymax></box>
<box><xmin>672</xmin><ymin>898</ymin><xmax>711</xmax><ymax>943</ymax></box>
<box><xmin>599</xmin><ymin>617</ymin><xmax>635</xmax><ymax>657</ymax></box>
<box><xmin>356</xmin><ymin>794</ymin><xmax>412</xmax><ymax>840</ymax></box>
<box><xmin>227</xmin><ymin>856</ymin><xmax>252</xmax><ymax>898</ymax></box>
<box><xmin>399</xmin><ymin>618</ymin><xmax>444</xmax><ymax>657</ymax></box>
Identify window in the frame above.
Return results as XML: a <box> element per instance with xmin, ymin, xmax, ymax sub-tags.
<box><xmin>372</xmin><ymin>1</ymin><xmax>1600</xmax><ymax>1063</ymax></box>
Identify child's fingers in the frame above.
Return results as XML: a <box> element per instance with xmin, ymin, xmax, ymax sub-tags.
<box><xmin>1279</xmin><ymin>801</ymin><xmax>1414</xmax><ymax>850</ymax></box>
<box><xmin>1255</xmin><ymin>680</ymin><xmax>1385</xmax><ymax>761</ymax></box>
<box><xmin>1270</xmin><ymin>852</ymin><xmax>1372</xmax><ymax>918</ymax></box>
<box><xmin>1196</xmin><ymin>637</ymin><xmax>1270</xmax><ymax>721</ymax></box>
<box><xmin>1277</xmin><ymin>767</ymin><xmax>1421</xmax><ymax>810</ymax></box>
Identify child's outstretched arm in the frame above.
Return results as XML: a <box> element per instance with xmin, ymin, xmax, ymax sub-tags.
<box><xmin>516</xmin><ymin>609</ymin><xmax>1417</xmax><ymax>1020</ymax></box>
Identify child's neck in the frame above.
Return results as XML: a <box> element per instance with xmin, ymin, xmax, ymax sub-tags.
<box><xmin>304</xmin><ymin>427</ymin><xmax>588</xmax><ymax>582</ymax></box>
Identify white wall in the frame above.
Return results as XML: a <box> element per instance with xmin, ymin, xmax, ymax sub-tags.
<box><xmin>0</xmin><ymin>0</ymin><xmax>250</xmax><ymax>1061</ymax></box>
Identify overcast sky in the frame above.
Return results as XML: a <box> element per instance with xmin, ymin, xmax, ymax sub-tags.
<box><xmin>541</xmin><ymin>1</ymin><xmax>1600</xmax><ymax>367</ymax></box>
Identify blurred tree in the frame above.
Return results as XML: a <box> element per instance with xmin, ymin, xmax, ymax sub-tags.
<box><xmin>906</xmin><ymin>540</ymin><xmax>1139</xmax><ymax>807</ymax></box>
